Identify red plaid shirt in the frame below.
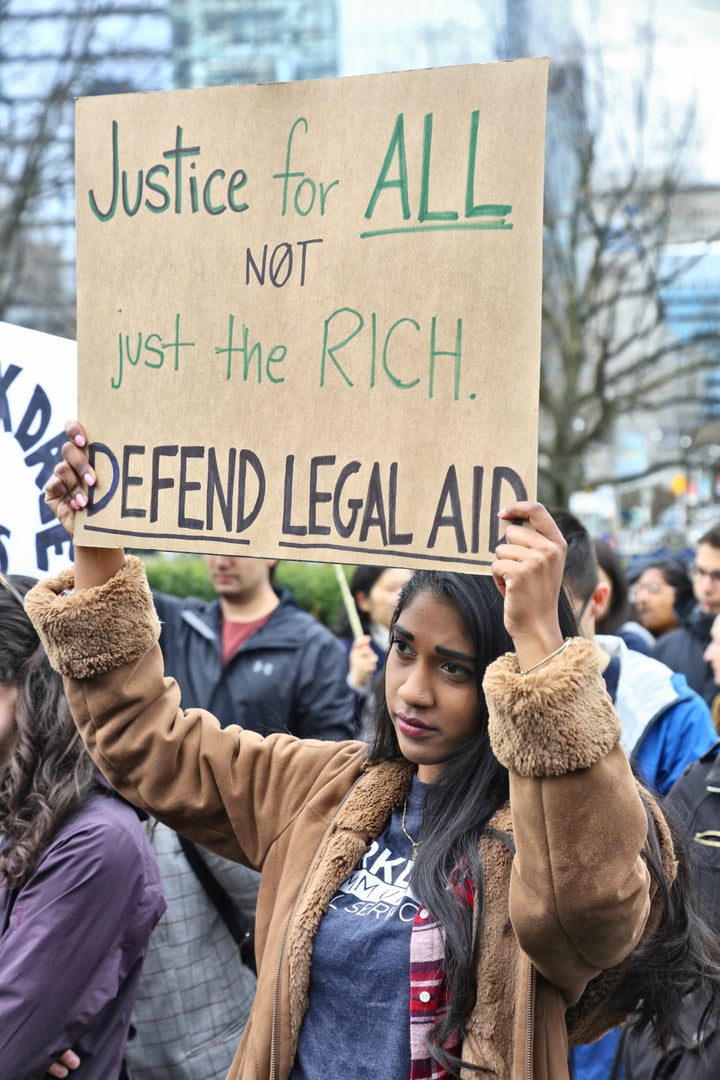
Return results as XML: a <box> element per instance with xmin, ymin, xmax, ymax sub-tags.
<box><xmin>409</xmin><ymin>875</ymin><xmax>474</xmax><ymax>1078</ymax></box>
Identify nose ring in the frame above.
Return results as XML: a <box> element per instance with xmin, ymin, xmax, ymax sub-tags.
<box><xmin>421</xmin><ymin>693</ymin><xmax>426</xmax><ymax>700</ymax></box>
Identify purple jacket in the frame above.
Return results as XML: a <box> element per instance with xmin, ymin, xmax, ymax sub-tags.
<box><xmin>0</xmin><ymin>780</ymin><xmax>165</xmax><ymax>1079</ymax></box>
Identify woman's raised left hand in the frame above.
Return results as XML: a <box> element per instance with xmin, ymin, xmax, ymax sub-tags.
<box><xmin>492</xmin><ymin>501</ymin><xmax>568</xmax><ymax>671</ymax></box>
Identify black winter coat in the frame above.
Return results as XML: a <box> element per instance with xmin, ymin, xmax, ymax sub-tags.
<box><xmin>152</xmin><ymin>588</ymin><xmax>357</xmax><ymax>740</ymax></box>
<box><xmin>621</xmin><ymin>742</ymin><xmax>720</xmax><ymax>1078</ymax></box>
<box><xmin>653</xmin><ymin>606</ymin><xmax>717</xmax><ymax>707</ymax></box>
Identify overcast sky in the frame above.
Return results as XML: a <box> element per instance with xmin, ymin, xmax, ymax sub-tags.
<box><xmin>576</xmin><ymin>0</ymin><xmax>720</xmax><ymax>180</ymax></box>
<box><xmin>338</xmin><ymin>0</ymin><xmax>720</xmax><ymax>182</ymax></box>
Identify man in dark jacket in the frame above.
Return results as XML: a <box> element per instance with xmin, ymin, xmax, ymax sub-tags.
<box><xmin>621</xmin><ymin>740</ymin><xmax>720</xmax><ymax>1077</ymax></box>
<box><xmin>653</xmin><ymin>524</ymin><xmax>720</xmax><ymax>707</ymax></box>
<box><xmin>153</xmin><ymin>553</ymin><xmax>357</xmax><ymax>740</ymax></box>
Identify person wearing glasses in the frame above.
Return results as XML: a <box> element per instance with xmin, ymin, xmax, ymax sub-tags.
<box><xmin>653</xmin><ymin>525</ymin><xmax>720</xmax><ymax>707</ymax></box>
<box><xmin>628</xmin><ymin>558</ymin><xmax>695</xmax><ymax>641</ymax></box>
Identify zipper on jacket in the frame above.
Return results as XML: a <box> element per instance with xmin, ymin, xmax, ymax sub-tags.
<box><xmin>270</xmin><ymin>779</ymin><xmax>361</xmax><ymax>1080</ymax></box>
<box><xmin>270</xmin><ymin>933</ymin><xmax>287</xmax><ymax>1080</ymax></box>
<box><xmin>270</xmin><ymin>848</ymin><xmax>325</xmax><ymax>1080</ymax></box>
<box><xmin>525</xmin><ymin>961</ymin><xmax>536</xmax><ymax>1080</ymax></box>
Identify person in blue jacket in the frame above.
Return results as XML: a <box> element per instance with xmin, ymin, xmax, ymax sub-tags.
<box><xmin>551</xmin><ymin>510</ymin><xmax>717</xmax><ymax>1080</ymax></box>
<box><xmin>0</xmin><ymin>572</ymin><xmax>165</xmax><ymax>1080</ymax></box>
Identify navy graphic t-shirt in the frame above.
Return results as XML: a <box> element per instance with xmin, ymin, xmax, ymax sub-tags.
<box><xmin>289</xmin><ymin>775</ymin><xmax>431</xmax><ymax>1079</ymax></box>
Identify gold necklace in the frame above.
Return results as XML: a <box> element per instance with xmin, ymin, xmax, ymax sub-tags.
<box><xmin>401</xmin><ymin>797</ymin><xmax>421</xmax><ymax>860</ymax></box>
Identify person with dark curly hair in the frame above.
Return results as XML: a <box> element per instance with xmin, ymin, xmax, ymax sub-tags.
<box><xmin>0</xmin><ymin>572</ymin><xmax>165</xmax><ymax>1080</ymax></box>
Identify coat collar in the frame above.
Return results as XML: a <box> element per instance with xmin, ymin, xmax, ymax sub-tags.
<box><xmin>286</xmin><ymin>759</ymin><xmax>414</xmax><ymax>1048</ymax></box>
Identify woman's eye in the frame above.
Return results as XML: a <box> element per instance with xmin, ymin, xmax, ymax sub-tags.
<box><xmin>390</xmin><ymin>636</ymin><xmax>412</xmax><ymax>656</ymax></box>
<box><xmin>442</xmin><ymin>660</ymin><xmax>472</xmax><ymax>678</ymax></box>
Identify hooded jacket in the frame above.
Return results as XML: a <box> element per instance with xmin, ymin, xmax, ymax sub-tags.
<box><xmin>0</xmin><ymin>778</ymin><xmax>165</xmax><ymax>1080</ymax></box>
<box><xmin>597</xmin><ymin>634</ymin><xmax>716</xmax><ymax>796</ymax></box>
<box><xmin>26</xmin><ymin>559</ymin><xmax>676</xmax><ymax>1080</ymax></box>
<box><xmin>653</xmin><ymin>605</ymin><xmax>717</xmax><ymax>707</ymax></box>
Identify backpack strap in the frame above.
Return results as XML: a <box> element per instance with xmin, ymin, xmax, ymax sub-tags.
<box><xmin>178</xmin><ymin>835</ymin><xmax>252</xmax><ymax>947</ymax></box>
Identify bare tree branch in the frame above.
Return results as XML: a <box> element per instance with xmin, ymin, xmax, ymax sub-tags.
<box><xmin>538</xmin><ymin>23</ymin><xmax>719</xmax><ymax>507</ymax></box>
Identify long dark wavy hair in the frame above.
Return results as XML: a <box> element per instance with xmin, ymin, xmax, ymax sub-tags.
<box><xmin>366</xmin><ymin>570</ymin><xmax>578</xmax><ymax>1072</ymax></box>
<box><xmin>365</xmin><ymin>569</ymin><xmax>720</xmax><ymax>1074</ymax></box>
<box><xmin>0</xmin><ymin>574</ymin><xmax>98</xmax><ymax>890</ymax></box>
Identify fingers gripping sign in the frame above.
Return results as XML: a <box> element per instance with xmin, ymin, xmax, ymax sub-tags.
<box><xmin>43</xmin><ymin>419</ymin><xmax>125</xmax><ymax>590</ymax></box>
<box><xmin>492</xmin><ymin>501</ymin><xmax>568</xmax><ymax>672</ymax></box>
<box><xmin>44</xmin><ymin>421</ymin><xmax>96</xmax><ymax>538</ymax></box>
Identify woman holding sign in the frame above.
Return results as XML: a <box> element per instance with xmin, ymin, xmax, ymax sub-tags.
<box><xmin>26</xmin><ymin>420</ymin><xmax>720</xmax><ymax>1080</ymax></box>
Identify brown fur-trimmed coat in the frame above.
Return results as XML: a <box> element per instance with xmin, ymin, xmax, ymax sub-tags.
<box><xmin>26</xmin><ymin>557</ymin><xmax>676</xmax><ymax>1080</ymax></box>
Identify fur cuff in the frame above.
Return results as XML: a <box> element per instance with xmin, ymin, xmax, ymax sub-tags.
<box><xmin>483</xmin><ymin>637</ymin><xmax>620</xmax><ymax>777</ymax></box>
<box><xmin>24</xmin><ymin>555</ymin><xmax>160</xmax><ymax>679</ymax></box>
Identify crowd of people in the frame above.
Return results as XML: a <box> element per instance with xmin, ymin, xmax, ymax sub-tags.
<box><xmin>3</xmin><ymin>420</ymin><xmax>720</xmax><ymax>1078</ymax></box>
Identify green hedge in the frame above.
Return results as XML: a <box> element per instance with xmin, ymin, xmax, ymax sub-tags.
<box><xmin>140</xmin><ymin>553</ymin><xmax>351</xmax><ymax>630</ymax></box>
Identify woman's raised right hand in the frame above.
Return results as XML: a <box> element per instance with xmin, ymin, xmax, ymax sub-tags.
<box><xmin>44</xmin><ymin>421</ymin><xmax>125</xmax><ymax>589</ymax></box>
<box><xmin>44</xmin><ymin>421</ymin><xmax>96</xmax><ymax>537</ymax></box>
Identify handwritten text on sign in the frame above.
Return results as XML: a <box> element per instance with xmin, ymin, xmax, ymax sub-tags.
<box><xmin>74</xmin><ymin>60</ymin><xmax>548</xmax><ymax>570</ymax></box>
<box><xmin>0</xmin><ymin>323</ymin><xmax>77</xmax><ymax>576</ymax></box>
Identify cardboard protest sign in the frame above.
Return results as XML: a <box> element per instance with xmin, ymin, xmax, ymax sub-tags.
<box><xmin>74</xmin><ymin>59</ymin><xmax>548</xmax><ymax>572</ymax></box>
<box><xmin>0</xmin><ymin>322</ymin><xmax>76</xmax><ymax>576</ymax></box>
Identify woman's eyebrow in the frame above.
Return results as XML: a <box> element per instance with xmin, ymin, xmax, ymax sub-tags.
<box><xmin>393</xmin><ymin>622</ymin><xmax>474</xmax><ymax>664</ymax></box>
<box><xmin>436</xmin><ymin>645</ymin><xmax>475</xmax><ymax>663</ymax></box>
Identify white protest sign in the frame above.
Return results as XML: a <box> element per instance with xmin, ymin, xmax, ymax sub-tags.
<box><xmin>0</xmin><ymin>322</ymin><xmax>77</xmax><ymax>576</ymax></box>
